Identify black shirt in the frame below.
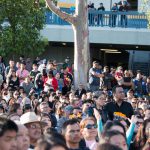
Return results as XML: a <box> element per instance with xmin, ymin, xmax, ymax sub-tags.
<box><xmin>122</xmin><ymin>77</ymin><xmax>132</xmax><ymax>90</ymax></box>
<box><xmin>98</xmin><ymin>6</ymin><xmax>105</xmax><ymax>11</ymax></box>
<box><xmin>104</xmin><ymin>101</ymin><xmax>134</xmax><ymax>120</ymax></box>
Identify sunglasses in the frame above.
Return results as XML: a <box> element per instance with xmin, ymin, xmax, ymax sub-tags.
<box><xmin>136</xmin><ymin>122</ymin><xmax>143</xmax><ymax>125</ymax></box>
<box><xmin>85</xmin><ymin>124</ymin><xmax>97</xmax><ymax>129</ymax></box>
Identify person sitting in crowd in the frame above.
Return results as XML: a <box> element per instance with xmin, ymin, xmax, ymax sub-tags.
<box><xmin>62</xmin><ymin>119</ymin><xmax>89</xmax><ymax>150</ymax></box>
<box><xmin>16</xmin><ymin>61</ymin><xmax>29</xmax><ymax>84</ymax></box>
<box><xmin>6</xmin><ymin>69</ymin><xmax>20</xmax><ymax>91</ymax></box>
<box><xmin>80</xmin><ymin>117</ymin><xmax>98</xmax><ymax>150</ymax></box>
<box><xmin>20</xmin><ymin>112</ymin><xmax>42</xmax><ymax>149</ymax></box>
<box><xmin>0</xmin><ymin>115</ymin><xmax>18</xmax><ymax>150</ymax></box>
<box><xmin>15</xmin><ymin>121</ymin><xmax>30</xmax><ymax>150</ymax></box>
<box><xmin>104</xmin><ymin>85</ymin><xmax>134</xmax><ymax>120</ymax></box>
<box><xmin>30</xmin><ymin>63</ymin><xmax>40</xmax><ymax>83</ymax></box>
<box><xmin>100</xmin><ymin>130</ymin><xmax>128</xmax><ymax>150</ymax></box>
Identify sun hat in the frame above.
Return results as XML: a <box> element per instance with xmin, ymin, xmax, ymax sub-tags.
<box><xmin>20</xmin><ymin>112</ymin><xmax>40</xmax><ymax>125</ymax></box>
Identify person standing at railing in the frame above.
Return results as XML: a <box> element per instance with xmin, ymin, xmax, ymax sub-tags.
<box><xmin>97</xmin><ymin>3</ymin><xmax>105</xmax><ymax>27</ymax></box>
<box><xmin>88</xmin><ymin>1</ymin><xmax>96</xmax><ymax>26</ymax></box>
<box><xmin>118</xmin><ymin>1</ymin><xmax>128</xmax><ymax>27</ymax></box>
<box><xmin>111</xmin><ymin>3</ymin><xmax>119</xmax><ymax>27</ymax></box>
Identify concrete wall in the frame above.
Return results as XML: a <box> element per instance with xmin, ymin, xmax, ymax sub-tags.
<box><xmin>41</xmin><ymin>25</ymin><xmax>150</xmax><ymax>46</ymax></box>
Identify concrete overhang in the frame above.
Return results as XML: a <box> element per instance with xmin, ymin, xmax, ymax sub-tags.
<box><xmin>41</xmin><ymin>25</ymin><xmax>150</xmax><ymax>46</ymax></box>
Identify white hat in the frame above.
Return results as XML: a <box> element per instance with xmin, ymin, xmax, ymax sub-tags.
<box><xmin>20</xmin><ymin>112</ymin><xmax>40</xmax><ymax>125</ymax></box>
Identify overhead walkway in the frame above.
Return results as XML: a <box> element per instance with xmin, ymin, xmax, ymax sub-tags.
<box><xmin>41</xmin><ymin>9</ymin><xmax>150</xmax><ymax>46</ymax></box>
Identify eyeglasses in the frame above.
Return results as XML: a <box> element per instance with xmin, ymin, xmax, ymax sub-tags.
<box><xmin>136</xmin><ymin>122</ymin><xmax>143</xmax><ymax>125</ymax></box>
<box><xmin>85</xmin><ymin>124</ymin><xmax>97</xmax><ymax>129</ymax></box>
<box><xmin>29</xmin><ymin>124</ymin><xmax>41</xmax><ymax>129</ymax></box>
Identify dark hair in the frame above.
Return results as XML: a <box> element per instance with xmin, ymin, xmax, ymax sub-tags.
<box><xmin>40</xmin><ymin>113</ymin><xmax>51</xmax><ymax>122</ymax></box>
<box><xmin>23</xmin><ymin>104</ymin><xmax>32</xmax><ymax>111</ymax></box>
<box><xmin>62</xmin><ymin>119</ymin><xmax>79</xmax><ymax>134</ymax></box>
<box><xmin>8</xmin><ymin>103</ymin><xmax>20</xmax><ymax>115</ymax></box>
<box><xmin>73</xmin><ymin>107</ymin><xmax>81</xmax><ymax>110</ymax></box>
<box><xmin>0</xmin><ymin>56</ymin><xmax>4</xmax><ymax>63</ymax></box>
<box><xmin>44</xmin><ymin>127</ymin><xmax>58</xmax><ymax>135</ymax></box>
<box><xmin>103</xmin><ymin>121</ymin><xmax>126</xmax><ymax>135</ymax></box>
<box><xmin>20</xmin><ymin>61</ymin><xmax>26</xmax><ymax>65</ymax></box>
<box><xmin>100</xmin><ymin>130</ymin><xmax>126</xmax><ymax>144</ymax></box>
<box><xmin>112</xmin><ymin>85</ymin><xmax>123</xmax><ymax>95</ymax></box>
<box><xmin>37</xmin><ymin>133</ymin><xmax>68</xmax><ymax>150</ymax></box>
<box><xmin>53</xmin><ymin>100</ymin><xmax>60</xmax><ymax>113</ymax></box>
<box><xmin>19</xmin><ymin>86</ymin><xmax>25</xmax><ymax>91</ymax></box>
<box><xmin>0</xmin><ymin>116</ymin><xmax>18</xmax><ymax>137</ymax></box>
<box><xmin>48</xmin><ymin>71</ymin><xmax>54</xmax><ymax>77</ymax></box>
<box><xmin>0</xmin><ymin>104</ymin><xmax>4</xmax><ymax>113</ymax></box>
<box><xmin>44</xmin><ymin>132</ymin><xmax>66</xmax><ymax>146</ymax></box>
<box><xmin>36</xmin><ymin>138</ymin><xmax>52</xmax><ymax>150</ymax></box>
<box><xmin>96</xmin><ymin>143</ymin><xmax>122</xmax><ymax>150</ymax></box>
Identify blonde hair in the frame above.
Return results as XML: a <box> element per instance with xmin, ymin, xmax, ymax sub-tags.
<box><xmin>80</xmin><ymin>116</ymin><xmax>96</xmax><ymax>129</ymax></box>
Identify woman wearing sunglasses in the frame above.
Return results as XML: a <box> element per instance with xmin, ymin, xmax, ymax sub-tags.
<box><xmin>80</xmin><ymin>117</ymin><xmax>98</xmax><ymax>150</ymax></box>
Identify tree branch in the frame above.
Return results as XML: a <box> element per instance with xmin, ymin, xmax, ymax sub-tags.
<box><xmin>45</xmin><ymin>0</ymin><xmax>76</xmax><ymax>25</ymax></box>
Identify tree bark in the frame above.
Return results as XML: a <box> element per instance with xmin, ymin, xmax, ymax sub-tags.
<box><xmin>46</xmin><ymin>0</ymin><xmax>90</xmax><ymax>89</ymax></box>
<box><xmin>73</xmin><ymin>0</ymin><xmax>90</xmax><ymax>88</ymax></box>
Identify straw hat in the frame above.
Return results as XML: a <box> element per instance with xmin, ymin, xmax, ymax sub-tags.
<box><xmin>20</xmin><ymin>112</ymin><xmax>40</xmax><ymax>125</ymax></box>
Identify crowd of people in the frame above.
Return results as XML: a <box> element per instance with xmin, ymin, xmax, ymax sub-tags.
<box><xmin>88</xmin><ymin>0</ymin><xmax>130</xmax><ymax>27</ymax></box>
<box><xmin>0</xmin><ymin>55</ymin><xmax>150</xmax><ymax>150</ymax></box>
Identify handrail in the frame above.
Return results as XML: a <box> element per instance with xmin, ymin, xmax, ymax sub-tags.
<box><xmin>45</xmin><ymin>9</ymin><xmax>148</xmax><ymax>28</ymax></box>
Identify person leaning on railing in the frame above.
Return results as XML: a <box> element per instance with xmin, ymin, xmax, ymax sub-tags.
<box><xmin>97</xmin><ymin>3</ymin><xmax>105</xmax><ymax>27</ymax></box>
<box><xmin>110</xmin><ymin>3</ymin><xmax>119</xmax><ymax>27</ymax></box>
<box><xmin>119</xmin><ymin>1</ymin><xmax>128</xmax><ymax>27</ymax></box>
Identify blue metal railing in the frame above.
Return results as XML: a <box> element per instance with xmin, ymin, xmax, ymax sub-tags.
<box><xmin>45</xmin><ymin>8</ymin><xmax>148</xmax><ymax>28</ymax></box>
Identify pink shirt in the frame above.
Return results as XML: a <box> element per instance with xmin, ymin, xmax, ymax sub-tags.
<box><xmin>16</xmin><ymin>69</ymin><xmax>29</xmax><ymax>83</ymax></box>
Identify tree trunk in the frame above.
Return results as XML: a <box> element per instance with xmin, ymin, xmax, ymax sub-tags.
<box><xmin>73</xmin><ymin>0</ymin><xmax>90</xmax><ymax>88</ymax></box>
<box><xmin>46</xmin><ymin>0</ymin><xmax>90</xmax><ymax>89</ymax></box>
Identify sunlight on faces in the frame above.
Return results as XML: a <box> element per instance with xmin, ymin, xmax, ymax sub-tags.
<box><xmin>81</xmin><ymin>119</ymin><xmax>97</xmax><ymax>139</ymax></box>
<box><xmin>65</xmin><ymin>123</ymin><xmax>81</xmax><ymax>144</ymax></box>
<box><xmin>16</xmin><ymin>125</ymin><xmax>30</xmax><ymax>150</ymax></box>
<box><xmin>96</xmin><ymin>94</ymin><xmax>106</xmax><ymax>106</ymax></box>
<box><xmin>114</xmin><ymin>87</ymin><xmax>125</xmax><ymax>101</ymax></box>
<box><xmin>26</xmin><ymin>122</ymin><xmax>42</xmax><ymax>141</ymax></box>
<box><xmin>40</xmin><ymin>103</ymin><xmax>50</xmax><ymax>113</ymax></box>
<box><xmin>40</xmin><ymin>116</ymin><xmax>52</xmax><ymax>131</ymax></box>
<box><xmin>109</xmin><ymin>134</ymin><xmax>128</xmax><ymax>150</ymax></box>
<box><xmin>145</xmin><ymin>122</ymin><xmax>150</xmax><ymax>138</ymax></box>
<box><xmin>110</xmin><ymin>125</ymin><xmax>124</xmax><ymax>134</ymax></box>
<box><xmin>0</xmin><ymin>130</ymin><xmax>17</xmax><ymax>150</ymax></box>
